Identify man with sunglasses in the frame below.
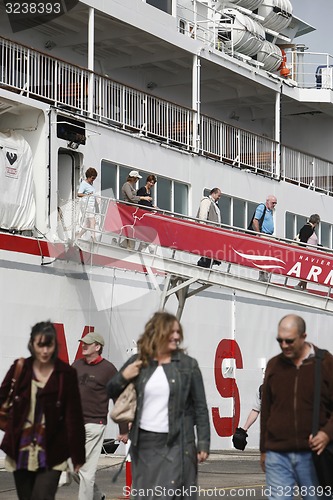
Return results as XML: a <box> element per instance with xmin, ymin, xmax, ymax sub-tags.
<box><xmin>249</xmin><ymin>194</ymin><xmax>277</xmax><ymax>282</ymax></box>
<box><xmin>260</xmin><ymin>314</ymin><xmax>333</xmax><ymax>499</ymax></box>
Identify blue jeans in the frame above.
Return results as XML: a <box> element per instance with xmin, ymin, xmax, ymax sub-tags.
<box><xmin>265</xmin><ymin>450</ymin><xmax>323</xmax><ymax>500</ymax></box>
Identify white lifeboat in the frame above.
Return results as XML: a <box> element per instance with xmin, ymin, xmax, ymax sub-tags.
<box><xmin>218</xmin><ymin>8</ymin><xmax>265</xmax><ymax>57</ymax></box>
<box><xmin>256</xmin><ymin>40</ymin><xmax>283</xmax><ymax>71</ymax></box>
<box><xmin>226</xmin><ymin>0</ymin><xmax>263</xmax><ymax>11</ymax></box>
<box><xmin>257</xmin><ymin>0</ymin><xmax>293</xmax><ymax>32</ymax></box>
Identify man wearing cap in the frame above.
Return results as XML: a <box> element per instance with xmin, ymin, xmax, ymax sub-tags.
<box><xmin>122</xmin><ymin>170</ymin><xmax>152</xmax><ymax>205</ymax></box>
<box><xmin>120</xmin><ymin>171</ymin><xmax>152</xmax><ymax>249</ymax></box>
<box><xmin>72</xmin><ymin>332</ymin><xmax>128</xmax><ymax>500</ymax></box>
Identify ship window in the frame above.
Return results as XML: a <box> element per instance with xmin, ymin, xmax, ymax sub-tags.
<box><xmin>146</xmin><ymin>0</ymin><xmax>172</xmax><ymax>15</ymax></box>
<box><xmin>174</xmin><ymin>183</ymin><xmax>188</xmax><ymax>215</ymax></box>
<box><xmin>100</xmin><ymin>160</ymin><xmax>189</xmax><ymax>216</ymax></box>
<box><xmin>101</xmin><ymin>162</ymin><xmax>117</xmax><ymax>199</ymax></box>
<box><xmin>321</xmin><ymin>222</ymin><xmax>331</xmax><ymax>249</ymax></box>
<box><xmin>220</xmin><ymin>196</ymin><xmax>231</xmax><ymax>225</ymax></box>
<box><xmin>233</xmin><ymin>199</ymin><xmax>246</xmax><ymax>229</ymax></box>
<box><xmin>157</xmin><ymin>177</ymin><xmax>172</xmax><ymax>212</ymax></box>
<box><xmin>285</xmin><ymin>212</ymin><xmax>295</xmax><ymax>240</ymax></box>
<box><xmin>247</xmin><ymin>202</ymin><xmax>257</xmax><ymax>228</ymax></box>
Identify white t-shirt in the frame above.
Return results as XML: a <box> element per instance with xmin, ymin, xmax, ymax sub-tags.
<box><xmin>78</xmin><ymin>180</ymin><xmax>95</xmax><ymax>211</ymax></box>
<box><xmin>252</xmin><ymin>387</ymin><xmax>262</xmax><ymax>412</ymax></box>
<box><xmin>140</xmin><ymin>365</ymin><xmax>170</xmax><ymax>433</ymax></box>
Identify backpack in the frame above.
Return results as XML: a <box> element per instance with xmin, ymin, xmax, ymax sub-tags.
<box><xmin>248</xmin><ymin>204</ymin><xmax>266</xmax><ymax>231</ymax></box>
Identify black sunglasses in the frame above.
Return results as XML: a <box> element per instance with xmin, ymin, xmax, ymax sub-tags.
<box><xmin>276</xmin><ymin>337</ymin><xmax>297</xmax><ymax>345</ymax></box>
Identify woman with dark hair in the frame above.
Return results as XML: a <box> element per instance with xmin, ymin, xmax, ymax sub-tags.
<box><xmin>0</xmin><ymin>321</ymin><xmax>85</xmax><ymax>500</ymax></box>
<box><xmin>77</xmin><ymin>166</ymin><xmax>99</xmax><ymax>241</ymax></box>
<box><xmin>294</xmin><ymin>213</ymin><xmax>321</xmax><ymax>290</ymax></box>
<box><xmin>107</xmin><ymin>311</ymin><xmax>210</xmax><ymax>500</ymax></box>
<box><xmin>137</xmin><ymin>174</ymin><xmax>157</xmax><ymax>208</ymax></box>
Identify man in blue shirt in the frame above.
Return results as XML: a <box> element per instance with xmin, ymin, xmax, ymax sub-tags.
<box><xmin>252</xmin><ymin>195</ymin><xmax>277</xmax><ymax>282</ymax></box>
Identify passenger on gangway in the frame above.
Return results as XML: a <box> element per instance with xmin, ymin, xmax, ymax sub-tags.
<box><xmin>120</xmin><ymin>170</ymin><xmax>152</xmax><ymax>249</ymax></box>
<box><xmin>294</xmin><ymin>213</ymin><xmax>321</xmax><ymax>291</ymax></box>
<box><xmin>232</xmin><ymin>384</ymin><xmax>262</xmax><ymax>451</ymax></box>
<box><xmin>196</xmin><ymin>187</ymin><xmax>222</xmax><ymax>268</ymax></box>
<box><xmin>77</xmin><ymin>167</ymin><xmax>99</xmax><ymax>242</ymax></box>
<box><xmin>137</xmin><ymin>174</ymin><xmax>157</xmax><ymax>209</ymax></box>
<box><xmin>248</xmin><ymin>195</ymin><xmax>277</xmax><ymax>282</ymax></box>
<box><xmin>136</xmin><ymin>174</ymin><xmax>157</xmax><ymax>252</ymax></box>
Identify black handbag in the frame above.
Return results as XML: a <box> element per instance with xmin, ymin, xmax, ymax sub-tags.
<box><xmin>312</xmin><ymin>349</ymin><xmax>333</xmax><ymax>488</ymax></box>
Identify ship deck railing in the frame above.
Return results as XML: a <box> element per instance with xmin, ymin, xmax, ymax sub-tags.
<box><xmin>72</xmin><ymin>197</ymin><xmax>333</xmax><ymax>310</ymax></box>
<box><xmin>1</xmin><ymin>36</ymin><xmax>333</xmax><ymax>194</ymax></box>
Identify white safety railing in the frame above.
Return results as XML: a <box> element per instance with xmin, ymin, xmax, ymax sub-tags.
<box><xmin>281</xmin><ymin>146</ymin><xmax>333</xmax><ymax>193</ymax></box>
<box><xmin>287</xmin><ymin>49</ymin><xmax>333</xmax><ymax>89</ymax></box>
<box><xmin>200</xmin><ymin>115</ymin><xmax>278</xmax><ymax>176</ymax></box>
<box><xmin>94</xmin><ymin>77</ymin><xmax>193</xmax><ymax>149</ymax></box>
<box><xmin>1</xmin><ymin>36</ymin><xmax>333</xmax><ymax>193</ymax></box>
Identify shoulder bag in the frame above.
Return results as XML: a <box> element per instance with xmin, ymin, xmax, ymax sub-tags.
<box><xmin>110</xmin><ymin>382</ymin><xmax>137</xmax><ymax>424</ymax></box>
<box><xmin>0</xmin><ymin>357</ymin><xmax>25</xmax><ymax>432</ymax></box>
<box><xmin>248</xmin><ymin>204</ymin><xmax>266</xmax><ymax>231</ymax></box>
<box><xmin>312</xmin><ymin>349</ymin><xmax>333</xmax><ymax>488</ymax></box>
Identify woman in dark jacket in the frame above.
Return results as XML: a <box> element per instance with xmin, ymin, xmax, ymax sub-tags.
<box><xmin>136</xmin><ymin>174</ymin><xmax>157</xmax><ymax>208</ymax></box>
<box><xmin>294</xmin><ymin>213</ymin><xmax>321</xmax><ymax>290</ymax></box>
<box><xmin>0</xmin><ymin>321</ymin><xmax>85</xmax><ymax>500</ymax></box>
<box><xmin>108</xmin><ymin>311</ymin><xmax>210</xmax><ymax>500</ymax></box>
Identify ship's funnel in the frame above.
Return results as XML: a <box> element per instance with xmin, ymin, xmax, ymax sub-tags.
<box><xmin>257</xmin><ymin>0</ymin><xmax>293</xmax><ymax>32</ymax></box>
<box><xmin>218</xmin><ymin>8</ymin><xmax>265</xmax><ymax>57</ymax></box>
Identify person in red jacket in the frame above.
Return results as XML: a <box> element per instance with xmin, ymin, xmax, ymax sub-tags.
<box><xmin>0</xmin><ymin>321</ymin><xmax>86</xmax><ymax>500</ymax></box>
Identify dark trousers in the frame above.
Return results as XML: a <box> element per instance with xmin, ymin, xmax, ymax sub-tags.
<box><xmin>13</xmin><ymin>469</ymin><xmax>61</xmax><ymax>500</ymax></box>
<box><xmin>197</xmin><ymin>257</ymin><xmax>221</xmax><ymax>268</ymax></box>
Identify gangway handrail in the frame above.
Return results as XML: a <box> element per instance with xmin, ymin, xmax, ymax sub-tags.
<box><xmin>76</xmin><ymin>196</ymin><xmax>333</xmax><ymax>296</ymax></box>
<box><xmin>92</xmin><ymin>197</ymin><xmax>333</xmax><ymax>255</ymax></box>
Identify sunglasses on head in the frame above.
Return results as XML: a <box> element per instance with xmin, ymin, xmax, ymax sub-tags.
<box><xmin>276</xmin><ymin>337</ymin><xmax>297</xmax><ymax>345</ymax></box>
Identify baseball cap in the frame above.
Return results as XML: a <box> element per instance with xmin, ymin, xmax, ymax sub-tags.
<box><xmin>129</xmin><ymin>170</ymin><xmax>142</xmax><ymax>179</ymax></box>
<box><xmin>79</xmin><ymin>332</ymin><xmax>105</xmax><ymax>346</ymax></box>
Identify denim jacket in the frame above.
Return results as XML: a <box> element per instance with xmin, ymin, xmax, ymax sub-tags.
<box><xmin>107</xmin><ymin>350</ymin><xmax>210</xmax><ymax>453</ymax></box>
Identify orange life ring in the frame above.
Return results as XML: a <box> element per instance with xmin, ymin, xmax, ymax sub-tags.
<box><xmin>279</xmin><ymin>49</ymin><xmax>290</xmax><ymax>78</ymax></box>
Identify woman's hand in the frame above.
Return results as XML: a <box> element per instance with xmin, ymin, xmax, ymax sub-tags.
<box><xmin>122</xmin><ymin>360</ymin><xmax>142</xmax><ymax>381</ymax></box>
<box><xmin>74</xmin><ymin>464</ymin><xmax>84</xmax><ymax>473</ymax></box>
<box><xmin>197</xmin><ymin>451</ymin><xmax>209</xmax><ymax>463</ymax></box>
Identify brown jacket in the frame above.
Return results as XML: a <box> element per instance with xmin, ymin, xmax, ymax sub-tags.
<box><xmin>0</xmin><ymin>357</ymin><xmax>86</xmax><ymax>468</ymax></box>
<box><xmin>260</xmin><ymin>346</ymin><xmax>333</xmax><ymax>452</ymax></box>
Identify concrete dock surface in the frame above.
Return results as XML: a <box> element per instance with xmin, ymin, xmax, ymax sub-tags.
<box><xmin>0</xmin><ymin>450</ymin><xmax>266</xmax><ymax>499</ymax></box>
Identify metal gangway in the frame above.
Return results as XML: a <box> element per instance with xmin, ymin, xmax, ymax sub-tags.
<box><xmin>74</xmin><ymin>198</ymin><xmax>333</xmax><ymax>318</ymax></box>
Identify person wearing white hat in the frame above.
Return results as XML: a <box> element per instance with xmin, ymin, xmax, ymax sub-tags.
<box><xmin>120</xmin><ymin>171</ymin><xmax>152</xmax><ymax>249</ymax></box>
<box><xmin>72</xmin><ymin>332</ymin><xmax>128</xmax><ymax>500</ymax></box>
<box><xmin>121</xmin><ymin>171</ymin><xmax>152</xmax><ymax>205</ymax></box>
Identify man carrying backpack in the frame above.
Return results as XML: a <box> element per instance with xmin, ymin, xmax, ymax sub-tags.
<box><xmin>249</xmin><ymin>195</ymin><xmax>277</xmax><ymax>282</ymax></box>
